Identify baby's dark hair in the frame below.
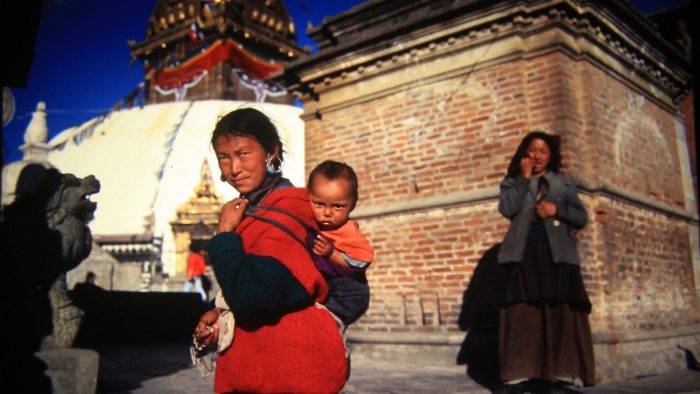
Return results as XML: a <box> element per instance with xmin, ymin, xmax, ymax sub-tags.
<box><xmin>307</xmin><ymin>160</ymin><xmax>359</xmax><ymax>209</ymax></box>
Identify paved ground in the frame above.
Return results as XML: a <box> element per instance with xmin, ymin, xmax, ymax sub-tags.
<box><xmin>93</xmin><ymin>341</ymin><xmax>700</xmax><ymax>393</ymax></box>
<box><xmin>95</xmin><ymin>341</ymin><xmax>487</xmax><ymax>394</ymax></box>
<box><xmin>577</xmin><ymin>370</ymin><xmax>700</xmax><ymax>394</ymax></box>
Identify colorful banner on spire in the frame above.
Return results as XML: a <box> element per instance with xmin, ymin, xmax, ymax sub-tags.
<box><xmin>153</xmin><ymin>39</ymin><xmax>283</xmax><ymax>91</ymax></box>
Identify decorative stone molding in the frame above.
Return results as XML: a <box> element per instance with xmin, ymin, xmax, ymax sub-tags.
<box><xmin>283</xmin><ymin>0</ymin><xmax>691</xmax><ymax>113</ymax></box>
<box><xmin>351</xmin><ymin>181</ymin><xmax>699</xmax><ymax>224</ymax></box>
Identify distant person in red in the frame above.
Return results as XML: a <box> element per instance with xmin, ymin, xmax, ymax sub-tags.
<box><xmin>184</xmin><ymin>244</ymin><xmax>207</xmax><ymax>301</ymax></box>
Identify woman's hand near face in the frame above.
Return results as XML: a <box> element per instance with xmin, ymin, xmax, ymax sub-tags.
<box><xmin>536</xmin><ymin>201</ymin><xmax>557</xmax><ymax>218</ymax></box>
<box><xmin>216</xmin><ymin>198</ymin><xmax>249</xmax><ymax>234</ymax></box>
<box><xmin>520</xmin><ymin>156</ymin><xmax>534</xmax><ymax>178</ymax></box>
<box><xmin>195</xmin><ymin>309</ymin><xmax>221</xmax><ymax>346</ymax></box>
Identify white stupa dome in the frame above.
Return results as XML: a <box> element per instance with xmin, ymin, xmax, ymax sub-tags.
<box><xmin>47</xmin><ymin>100</ymin><xmax>304</xmax><ymax>274</ymax></box>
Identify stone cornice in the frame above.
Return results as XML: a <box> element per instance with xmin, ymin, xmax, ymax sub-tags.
<box><xmin>593</xmin><ymin>325</ymin><xmax>700</xmax><ymax>345</ymax></box>
<box><xmin>282</xmin><ymin>0</ymin><xmax>690</xmax><ymax>113</ymax></box>
<box><xmin>348</xmin><ymin>331</ymin><xmax>465</xmax><ymax>346</ymax></box>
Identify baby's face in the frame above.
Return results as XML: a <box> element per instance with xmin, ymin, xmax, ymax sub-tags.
<box><xmin>308</xmin><ymin>177</ymin><xmax>354</xmax><ymax>231</ymax></box>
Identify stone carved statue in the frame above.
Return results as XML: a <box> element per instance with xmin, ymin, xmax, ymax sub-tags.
<box><xmin>1</xmin><ymin>101</ymin><xmax>101</xmax><ymax>392</ymax></box>
<box><xmin>41</xmin><ymin>170</ymin><xmax>100</xmax><ymax>349</ymax></box>
<box><xmin>1</xmin><ymin>164</ymin><xmax>100</xmax><ymax>390</ymax></box>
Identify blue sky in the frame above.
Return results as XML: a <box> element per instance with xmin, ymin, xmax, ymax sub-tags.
<box><xmin>2</xmin><ymin>0</ymin><xmax>689</xmax><ymax>163</ymax></box>
<box><xmin>3</xmin><ymin>0</ymin><xmax>367</xmax><ymax>163</ymax></box>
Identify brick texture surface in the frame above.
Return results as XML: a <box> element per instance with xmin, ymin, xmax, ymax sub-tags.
<box><xmin>304</xmin><ymin>53</ymin><xmax>699</xmax><ymax>360</ymax></box>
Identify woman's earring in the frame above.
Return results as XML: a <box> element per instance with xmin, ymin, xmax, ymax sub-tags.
<box><xmin>265</xmin><ymin>155</ymin><xmax>275</xmax><ymax>175</ymax></box>
<box><xmin>273</xmin><ymin>157</ymin><xmax>282</xmax><ymax>174</ymax></box>
<box><xmin>220</xmin><ymin>174</ymin><xmax>226</xmax><ymax>182</ymax></box>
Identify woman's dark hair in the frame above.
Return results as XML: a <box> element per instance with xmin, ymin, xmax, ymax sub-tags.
<box><xmin>211</xmin><ymin>107</ymin><xmax>284</xmax><ymax>171</ymax></box>
<box><xmin>507</xmin><ymin>131</ymin><xmax>561</xmax><ymax>178</ymax></box>
<box><xmin>307</xmin><ymin>160</ymin><xmax>359</xmax><ymax>210</ymax></box>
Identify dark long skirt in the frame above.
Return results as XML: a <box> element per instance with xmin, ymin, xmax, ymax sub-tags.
<box><xmin>499</xmin><ymin>239</ymin><xmax>595</xmax><ymax>385</ymax></box>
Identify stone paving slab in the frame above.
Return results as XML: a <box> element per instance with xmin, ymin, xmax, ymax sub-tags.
<box><xmin>575</xmin><ymin>369</ymin><xmax>700</xmax><ymax>394</ymax></box>
<box><xmin>93</xmin><ymin>342</ymin><xmax>700</xmax><ymax>394</ymax></box>
<box><xmin>342</xmin><ymin>363</ymin><xmax>489</xmax><ymax>394</ymax></box>
<box><xmin>119</xmin><ymin>362</ymin><xmax>489</xmax><ymax>394</ymax></box>
<box><xmin>94</xmin><ymin>342</ymin><xmax>488</xmax><ymax>393</ymax></box>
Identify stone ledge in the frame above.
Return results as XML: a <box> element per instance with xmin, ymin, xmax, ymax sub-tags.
<box><xmin>578</xmin><ymin>179</ymin><xmax>699</xmax><ymax>223</ymax></box>
<box><xmin>593</xmin><ymin>325</ymin><xmax>700</xmax><ymax>345</ymax></box>
<box><xmin>352</xmin><ymin>187</ymin><xmax>499</xmax><ymax>219</ymax></box>
<box><xmin>349</xmin><ymin>330</ymin><xmax>465</xmax><ymax>346</ymax></box>
<box><xmin>35</xmin><ymin>348</ymin><xmax>99</xmax><ymax>394</ymax></box>
<box><xmin>593</xmin><ymin>330</ymin><xmax>700</xmax><ymax>382</ymax></box>
<box><xmin>348</xmin><ymin>336</ymin><xmax>464</xmax><ymax>369</ymax></box>
<box><xmin>347</xmin><ymin>328</ymin><xmax>700</xmax><ymax>382</ymax></box>
<box><xmin>350</xmin><ymin>179</ymin><xmax>698</xmax><ymax>223</ymax></box>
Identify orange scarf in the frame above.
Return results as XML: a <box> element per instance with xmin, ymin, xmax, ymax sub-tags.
<box><xmin>321</xmin><ymin>220</ymin><xmax>374</xmax><ymax>263</ymax></box>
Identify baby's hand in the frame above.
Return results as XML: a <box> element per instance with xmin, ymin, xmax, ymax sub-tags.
<box><xmin>312</xmin><ymin>235</ymin><xmax>334</xmax><ymax>258</ymax></box>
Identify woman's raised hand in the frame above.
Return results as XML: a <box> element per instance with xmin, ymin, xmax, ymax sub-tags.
<box><xmin>216</xmin><ymin>198</ymin><xmax>249</xmax><ymax>234</ymax></box>
<box><xmin>520</xmin><ymin>155</ymin><xmax>534</xmax><ymax>178</ymax></box>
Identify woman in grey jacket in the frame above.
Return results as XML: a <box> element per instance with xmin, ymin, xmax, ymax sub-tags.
<box><xmin>495</xmin><ymin>132</ymin><xmax>594</xmax><ymax>394</ymax></box>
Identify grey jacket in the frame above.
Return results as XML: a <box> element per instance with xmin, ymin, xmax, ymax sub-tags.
<box><xmin>496</xmin><ymin>172</ymin><xmax>588</xmax><ymax>265</ymax></box>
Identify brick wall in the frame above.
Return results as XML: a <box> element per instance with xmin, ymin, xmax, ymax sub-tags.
<box><xmin>305</xmin><ymin>59</ymin><xmax>527</xmax><ymax>206</ymax></box>
<box><xmin>577</xmin><ymin>61</ymin><xmax>687</xmax><ymax>208</ymax></box>
<box><xmin>356</xmin><ymin>203</ymin><xmax>505</xmax><ymax>334</ymax></box>
<box><xmin>585</xmin><ymin>196</ymin><xmax>699</xmax><ymax>332</ymax></box>
<box><xmin>304</xmin><ymin>52</ymin><xmax>700</xmax><ymax>343</ymax></box>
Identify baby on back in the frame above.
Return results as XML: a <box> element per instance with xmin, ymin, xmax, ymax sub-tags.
<box><xmin>307</xmin><ymin>160</ymin><xmax>374</xmax><ymax>326</ymax></box>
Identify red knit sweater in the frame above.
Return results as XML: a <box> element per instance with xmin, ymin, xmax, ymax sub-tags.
<box><xmin>213</xmin><ymin>187</ymin><xmax>348</xmax><ymax>393</ymax></box>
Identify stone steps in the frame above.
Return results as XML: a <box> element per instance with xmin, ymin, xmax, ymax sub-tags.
<box><xmin>150</xmin><ymin>267</ymin><xmax>220</xmax><ymax>301</ymax></box>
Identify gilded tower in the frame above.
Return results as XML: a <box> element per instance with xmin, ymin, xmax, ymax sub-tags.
<box><xmin>129</xmin><ymin>0</ymin><xmax>306</xmax><ymax>104</ymax></box>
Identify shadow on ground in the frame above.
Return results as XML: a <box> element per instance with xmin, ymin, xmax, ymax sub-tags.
<box><xmin>457</xmin><ymin>244</ymin><xmax>508</xmax><ymax>392</ymax></box>
<box><xmin>70</xmin><ymin>288</ymin><xmax>209</xmax><ymax>392</ymax></box>
<box><xmin>92</xmin><ymin>340</ymin><xmax>202</xmax><ymax>393</ymax></box>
